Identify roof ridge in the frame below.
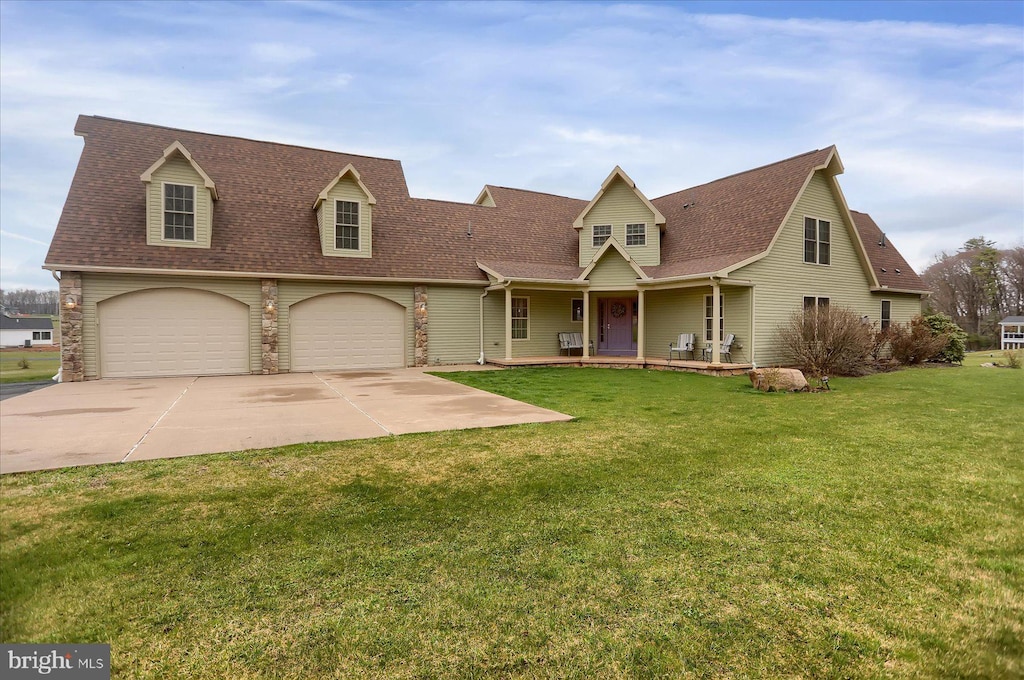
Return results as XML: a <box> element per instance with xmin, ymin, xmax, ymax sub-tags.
<box><xmin>653</xmin><ymin>146</ymin><xmax>832</xmax><ymax>200</ymax></box>
<box><xmin>488</xmin><ymin>185</ymin><xmax>587</xmax><ymax>202</ymax></box>
<box><xmin>82</xmin><ymin>115</ymin><xmax>403</xmax><ymax>164</ymax></box>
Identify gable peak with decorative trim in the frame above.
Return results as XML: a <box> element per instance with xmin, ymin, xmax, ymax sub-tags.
<box><xmin>140</xmin><ymin>140</ymin><xmax>218</xmax><ymax>200</ymax></box>
<box><xmin>572</xmin><ymin>166</ymin><xmax>666</xmax><ymax>230</ymax></box>
<box><xmin>313</xmin><ymin>164</ymin><xmax>377</xmax><ymax>210</ymax></box>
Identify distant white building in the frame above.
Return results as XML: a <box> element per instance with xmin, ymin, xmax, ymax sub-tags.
<box><xmin>999</xmin><ymin>316</ymin><xmax>1024</xmax><ymax>350</ymax></box>
<box><xmin>0</xmin><ymin>314</ymin><xmax>56</xmax><ymax>347</ymax></box>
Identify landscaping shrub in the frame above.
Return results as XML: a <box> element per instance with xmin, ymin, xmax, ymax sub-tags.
<box><xmin>1004</xmin><ymin>349</ymin><xmax>1022</xmax><ymax>369</ymax></box>
<box><xmin>776</xmin><ymin>305</ymin><xmax>874</xmax><ymax>377</ymax></box>
<box><xmin>923</xmin><ymin>312</ymin><xmax>967</xmax><ymax>364</ymax></box>
<box><xmin>17</xmin><ymin>358</ymin><xmax>30</xmax><ymax>370</ymax></box>
<box><xmin>888</xmin><ymin>316</ymin><xmax>950</xmax><ymax>365</ymax></box>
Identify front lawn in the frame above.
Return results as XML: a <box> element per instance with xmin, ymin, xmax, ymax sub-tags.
<box><xmin>0</xmin><ymin>349</ymin><xmax>60</xmax><ymax>383</ymax></box>
<box><xmin>1</xmin><ymin>362</ymin><xmax>1021</xmax><ymax>678</ymax></box>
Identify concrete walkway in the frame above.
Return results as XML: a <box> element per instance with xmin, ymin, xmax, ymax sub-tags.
<box><xmin>0</xmin><ymin>368</ymin><xmax>572</xmax><ymax>474</ymax></box>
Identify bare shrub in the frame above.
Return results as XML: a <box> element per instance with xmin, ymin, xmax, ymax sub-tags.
<box><xmin>775</xmin><ymin>306</ymin><xmax>874</xmax><ymax>378</ymax></box>
<box><xmin>1004</xmin><ymin>349</ymin><xmax>1022</xmax><ymax>369</ymax></box>
<box><xmin>887</xmin><ymin>316</ymin><xmax>949</xmax><ymax>365</ymax></box>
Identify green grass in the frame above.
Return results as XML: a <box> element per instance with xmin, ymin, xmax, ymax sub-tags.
<box><xmin>0</xmin><ymin>350</ymin><xmax>60</xmax><ymax>383</ymax></box>
<box><xmin>2</xmin><ymin>357</ymin><xmax>1021</xmax><ymax>678</ymax></box>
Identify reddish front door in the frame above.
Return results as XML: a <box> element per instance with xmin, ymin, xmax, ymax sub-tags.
<box><xmin>598</xmin><ymin>298</ymin><xmax>637</xmax><ymax>355</ymax></box>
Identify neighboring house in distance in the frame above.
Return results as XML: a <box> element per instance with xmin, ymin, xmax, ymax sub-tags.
<box><xmin>44</xmin><ymin>116</ymin><xmax>929</xmax><ymax>381</ymax></box>
<box><xmin>999</xmin><ymin>316</ymin><xmax>1024</xmax><ymax>350</ymax></box>
<box><xmin>0</xmin><ymin>314</ymin><xmax>55</xmax><ymax>347</ymax></box>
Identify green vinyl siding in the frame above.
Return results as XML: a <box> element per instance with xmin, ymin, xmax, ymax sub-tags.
<box><xmin>146</xmin><ymin>157</ymin><xmax>213</xmax><ymax>249</ymax></box>
<box><xmin>586</xmin><ymin>252</ymin><xmax>642</xmax><ymax>289</ymax></box>
<box><xmin>316</xmin><ymin>176</ymin><xmax>372</xmax><ymax>258</ymax></box>
<box><xmin>277</xmin><ymin>281</ymin><xmax>412</xmax><ymax>371</ymax></box>
<box><xmin>427</xmin><ymin>286</ymin><xmax>486</xmax><ymax>364</ymax></box>
<box><xmin>643</xmin><ymin>286</ymin><xmax>751</xmax><ymax>363</ymax></box>
<box><xmin>734</xmin><ymin>170</ymin><xmax>924</xmax><ymax>365</ymax></box>
<box><xmin>482</xmin><ymin>292</ymin><xmax>505</xmax><ymax>360</ymax></box>
<box><xmin>81</xmin><ymin>273</ymin><xmax>261</xmax><ymax>379</ymax></box>
<box><xmin>579</xmin><ymin>177</ymin><xmax>660</xmax><ymax>267</ymax></box>
<box><xmin>509</xmin><ymin>290</ymin><xmax>581</xmax><ymax>357</ymax></box>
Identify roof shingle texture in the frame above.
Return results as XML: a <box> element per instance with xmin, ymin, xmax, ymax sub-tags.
<box><xmin>47</xmin><ymin>117</ymin><xmax>923</xmax><ymax>289</ymax></box>
<box><xmin>849</xmin><ymin>210</ymin><xmax>927</xmax><ymax>291</ymax></box>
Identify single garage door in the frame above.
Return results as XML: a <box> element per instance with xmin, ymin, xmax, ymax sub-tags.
<box><xmin>99</xmin><ymin>288</ymin><xmax>250</xmax><ymax>378</ymax></box>
<box><xmin>290</xmin><ymin>293</ymin><xmax>405</xmax><ymax>371</ymax></box>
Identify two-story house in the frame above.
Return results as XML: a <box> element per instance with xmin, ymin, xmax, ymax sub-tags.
<box><xmin>45</xmin><ymin>116</ymin><xmax>928</xmax><ymax>380</ymax></box>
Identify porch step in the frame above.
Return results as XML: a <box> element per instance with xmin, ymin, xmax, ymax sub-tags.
<box><xmin>486</xmin><ymin>356</ymin><xmax>752</xmax><ymax>376</ymax></box>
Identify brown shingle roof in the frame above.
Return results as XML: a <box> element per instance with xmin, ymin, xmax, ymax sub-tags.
<box><xmin>849</xmin><ymin>210</ymin><xmax>927</xmax><ymax>291</ymax></box>
<box><xmin>46</xmin><ymin>116</ymin><xmax>586</xmax><ymax>282</ymax></box>
<box><xmin>46</xmin><ymin>118</ymin><xmax>919</xmax><ymax>291</ymax></box>
<box><xmin>647</xmin><ymin>148</ymin><xmax>835</xmax><ymax>278</ymax></box>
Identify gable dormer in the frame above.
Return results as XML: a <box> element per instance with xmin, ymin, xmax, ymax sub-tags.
<box><xmin>573</xmin><ymin>166</ymin><xmax>665</xmax><ymax>268</ymax></box>
<box><xmin>140</xmin><ymin>141</ymin><xmax>218</xmax><ymax>249</ymax></box>
<box><xmin>474</xmin><ymin>186</ymin><xmax>496</xmax><ymax>207</ymax></box>
<box><xmin>313</xmin><ymin>164</ymin><xmax>376</xmax><ymax>258</ymax></box>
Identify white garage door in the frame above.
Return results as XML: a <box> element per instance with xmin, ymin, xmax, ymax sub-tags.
<box><xmin>99</xmin><ymin>288</ymin><xmax>250</xmax><ymax>378</ymax></box>
<box><xmin>290</xmin><ymin>293</ymin><xmax>405</xmax><ymax>371</ymax></box>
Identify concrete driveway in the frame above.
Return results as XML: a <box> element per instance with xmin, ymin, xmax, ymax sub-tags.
<box><xmin>0</xmin><ymin>368</ymin><xmax>572</xmax><ymax>474</ymax></box>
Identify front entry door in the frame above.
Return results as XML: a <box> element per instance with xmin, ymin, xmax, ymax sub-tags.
<box><xmin>598</xmin><ymin>297</ymin><xmax>636</xmax><ymax>355</ymax></box>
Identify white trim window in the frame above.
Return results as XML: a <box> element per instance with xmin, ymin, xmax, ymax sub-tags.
<box><xmin>803</xmin><ymin>217</ymin><xmax>831</xmax><ymax>265</ymax></box>
<box><xmin>704</xmin><ymin>294</ymin><xmax>724</xmax><ymax>342</ymax></box>
<box><xmin>803</xmin><ymin>296</ymin><xmax>830</xmax><ymax>313</ymax></box>
<box><xmin>163</xmin><ymin>183</ymin><xmax>195</xmax><ymax>241</ymax></box>
<box><xmin>512</xmin><ymin>297</ymin><xmax>529</xmax><ymax>340</ymax></box>
<box><xmin>335</xmin><ymin>200</ymin><xmax>360</xmax><ymax>250</ymax></box>
<box><xmin>32</xmin><ymin>331</ymin><xmax>52</xmax><ymax>341</ymax></box>
<box><xmin>881</xmin><ymin>300</ymin><xmax>891</xmax><ymax>331</ymax></box>
<box><xmin>625</xmin><ymin>223</ymin><xmax>646</xmax><ymax>246</ymax></box>
<box><xmin>592</xmin><ymin>224</ymin><xmax>611</xmax><ymax>247</ymax></box>
<box><xmin>571</xmin><ymin>298</ymin><xmax>584</xmax><ymax>322</ymax></box>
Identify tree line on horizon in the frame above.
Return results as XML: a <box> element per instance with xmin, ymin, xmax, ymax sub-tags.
<box><xmin>921</xmin><ymin>237</ymin><xmax>1024</xmax><ymax>347</ymax></box>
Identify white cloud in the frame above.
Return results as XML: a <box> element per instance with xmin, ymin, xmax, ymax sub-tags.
<box><xmin>249</xmin><ymin>42</ymin><xmax>315</xmax><ymax>65</ymax></box>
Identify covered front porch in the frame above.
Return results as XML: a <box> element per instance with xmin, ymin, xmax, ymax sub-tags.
<box><xmin>481</xmin><ymin>272</ymin><xmax>754</xmax><ymax>375</ymax></box>
<box><xmin>486</xmin><ymin>354</ymin><xmax>752</xmax><ymax>376</ymax></box>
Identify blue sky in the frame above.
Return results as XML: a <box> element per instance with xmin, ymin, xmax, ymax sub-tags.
<box><xmin>1</xmin><ymin>0</ymin><xmax>1022</xmax><ymax>290</ymax></box>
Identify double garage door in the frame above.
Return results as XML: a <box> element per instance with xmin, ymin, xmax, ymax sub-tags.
<box><xmin>290</xmin><ymin>293</ymin><xmax>405</xmax><ymax>371</ymax></box>
<box><xmin>99</xmin><ymin>288</ymin><xmax>250</xmax><ymax>378</ymax></box>
<box><xmin>98</xmin><ymin>288</ymin><xmax>405</xmax><ymax>378</ymax></box>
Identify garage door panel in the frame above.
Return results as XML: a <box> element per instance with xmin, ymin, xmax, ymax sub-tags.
<box><xmin>99</xmin><ymin>288</ymin><xmax>249</xmax><ymax>378</ymax></box>
<box><xmin>291</xmin><ymin>293</ymin><xmax>405</xmax><ymax>371</ymax></box>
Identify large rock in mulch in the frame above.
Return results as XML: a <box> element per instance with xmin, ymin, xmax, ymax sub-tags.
<box><xmin>748</xmin><ymin>368</ymin><xmax>809</xmax><ymax>392</ymax></box>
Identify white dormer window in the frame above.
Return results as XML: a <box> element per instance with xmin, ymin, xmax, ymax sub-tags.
<box><xmin>626</xmin><ymin>223</ymin><xmax>646</xmax><ymax>246</ymax></box>
<box><xmin>164</xmin><ymin>183</ymin><xmax>196</xmax><ymax>241</ymax></box>
<box><xmin>593</xmin><ymin>225</ymin><xmax>611</xmax><ymax>247</ymax></box>
<box><xmin>335</xmin><ymin>200</ymin><xmax>359</xmax><ymax>250</ymax></box>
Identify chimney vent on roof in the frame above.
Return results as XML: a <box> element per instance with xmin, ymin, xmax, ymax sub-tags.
<box><xmin>879</xmin><ymin>233</ymin><xmax>886</xmax><ymax>247</ymax></box>
<box><xmin>881</xmin><ymin>268</ymin><xmax>887</xmax><ymax>273</ymax></box>
<box><xmin>894</xmin><ymin>268</ymin><xmax>901</xmax><ymax>274</ymax></box>
<box><xmin>467</xmin><ymin>221</ymin><xmax>472</xmax><ymax>238</ymax></box>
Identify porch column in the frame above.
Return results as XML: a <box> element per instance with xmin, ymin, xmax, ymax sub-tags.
<box><xmin>636</xmin><ymin>289</ymin><xmax>645</xmax><ymax>361</ymax></box>
<box><xmin>504</xmin><ymin>286</ymin><xmax>513</xmax><ymax>360</ymax></box>
<box><xmin>711</xmin><ymin>280</ymin><xmax>722</xmax><ymax>366</ymax></box>
<box><xmin>582</xmin><ymin>290</ymin><xmax>590</xmax><ymax>359</ymax></box>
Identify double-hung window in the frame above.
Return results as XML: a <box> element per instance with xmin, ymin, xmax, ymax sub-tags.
<box><xmin>625</xmin><ymin>223</ymin><xmax>646</xmax><ymax>246</ymax></box>
<box><xmin>512</xmin><ymin>297</ymin><xmax>529</xmax><ymax>340</ymax></box>
<box><xmin>881</xmin><ymin>300</ymin><xmax>892</xmax><ymax>331</ymax></box>
<box><xmin>803</xmin><ymin>217</ymin><xmax>831</xmax><ymax>265</ymax></box>
<box><xmin>335</xmin><ymin>200</ymin><xmax>360</xmax><ymax>250</ymax></box>
<box><xmin>592</xmin><ymin>225</ymin><xmax>611</xmax><ymax>248</ymax></box>
<box><xmin>32</xmin><ymin>331</ymin><xmax>51</xmax><ymax>341</ymax></box>
<box><xmin>803</xmin><ymin>296</ymin><xmax>830</xmax><ymax>312</ymax></box>
<box><xmin>163</xmin><ymin>184</ymin><xmax>195</xmax><ymax>241</ymax></box>
<box><xmin>704</xmin><ymin>294</ymin><xmax>724</xmax><ymax>342</ymax></box>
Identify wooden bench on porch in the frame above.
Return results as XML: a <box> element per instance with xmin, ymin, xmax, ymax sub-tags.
<box><xmin>558</xmin><ymin>332</ymin><xmax>594</xmax><ymax>356</ymax></box>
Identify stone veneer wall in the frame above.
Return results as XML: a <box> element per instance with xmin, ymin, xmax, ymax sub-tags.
<box><xmin>59</xmin><ymin>271</ymin><xmax>84</xmax><ymax>382</ymax></box>
<box><xmin>414</xmin><ymin>285</ymin><xmax>428</xmax><ymax>367</ymax></box>
<box><xmin>261</xmin><ymin>278</ymin><xmax>279</xmax><ymax>374</ymax></box>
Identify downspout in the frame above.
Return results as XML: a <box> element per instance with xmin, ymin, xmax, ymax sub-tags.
<box><xmin>51</xmin><ymin>270</ymin><xmax>63</xmax><ymax>383</ymax></box>
<box><xmin>478</xmin><ymin>289</ymin><xmax>488</xmax><ymax>364</ymax></box>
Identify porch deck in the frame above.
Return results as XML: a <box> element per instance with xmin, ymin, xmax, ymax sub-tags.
<box><xmin>486</xmin><ymin>355</ymin><xmax>752</xmax><ymax>376</ymax></box>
